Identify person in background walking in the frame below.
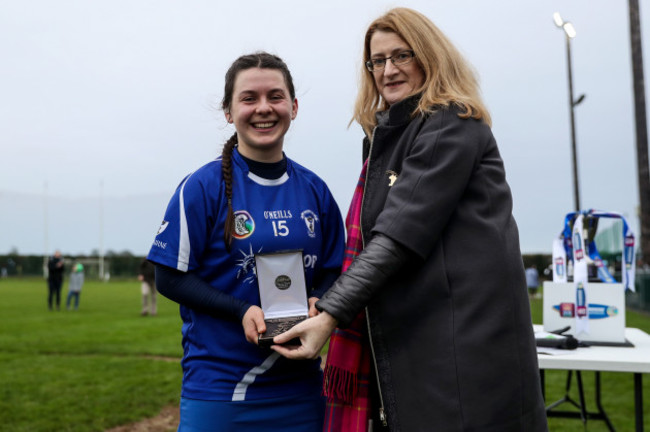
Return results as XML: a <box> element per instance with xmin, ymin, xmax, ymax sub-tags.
<box><xmin>47</xmin><ymin>250</ymin><xmax>65</xmax><ymax>311</ymax></box>
<box><xmin>138</xmin><ymin>259</ymin><xmax>157</xmax><ymax>316</ymax></box>
<box><xmin>526</xmin><ymin>264</ymin><xmax>540</xmax><ymax>299</ymax></box>
<box><xmin>66</xmin><ymin>262</ymin><xmax>84</xmax><ymax>310</ymax></box>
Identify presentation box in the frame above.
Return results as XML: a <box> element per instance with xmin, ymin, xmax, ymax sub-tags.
<box><xmin>255</xmin><ymin>250</ymin><xmax>308</xmax><ymax>348</ymax></box>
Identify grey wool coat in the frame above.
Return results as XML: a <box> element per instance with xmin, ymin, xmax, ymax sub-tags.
<box><xmin>318</xmin><ymin>96</ymin><xmax>548</xmax><ymax>432</ymax></box>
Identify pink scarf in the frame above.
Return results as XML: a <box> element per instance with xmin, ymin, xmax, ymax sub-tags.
<box><xmin>323</xmin><ymin>160</ymin><xmax>372</xmax><ymax>432</ymax></box>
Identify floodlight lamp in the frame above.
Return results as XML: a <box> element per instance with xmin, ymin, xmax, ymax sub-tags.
<box><xmin>553</xmin><ymin>12</ymin><xmax>564</xmax><ymax>27</ymax></box>
<box><xmin>563</xmin><ymin>22</ymin><xmax>577</xmax><ymax>38</ymax></box>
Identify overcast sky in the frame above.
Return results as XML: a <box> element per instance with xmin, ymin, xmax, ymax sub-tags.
<box><xmin>1</xmin><ymin>0</ymin><xmax>648</xmax><ymax>257</ymax></box>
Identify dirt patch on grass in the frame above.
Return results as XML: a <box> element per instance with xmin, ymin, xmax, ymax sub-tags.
<box><xmin>105</xmin><ymin>405</ymin><xmax>180</xmax><ymax>432</ymax></box>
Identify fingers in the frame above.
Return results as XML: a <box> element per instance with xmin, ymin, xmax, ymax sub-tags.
<box><xmin>271</xmin><ymin>325</ymin><xmax>321</xmax><ymax>359</ymax></box>
<box><xmin>271</xmin><ymin>343</ymin><xmax>320</xmax><ymax>360</ymax></box>
<box><xmin>254</xmin><ymin>314</ymin><xmax>266</xmax><ymax>334</ymax></box>
<box><xmin>272</xmin><ymin>325</ymin><xmax>298</xmax><ymax>345</ymax></box>
<box><xmin>242</xmin><ymin>306</ymin><xmax>266</xmax><ymax>345</ymax></box>
<box><xmin>308</xmin><ymin>297</ymin><xmax>319</xmax><ymax>317</ymax></box>
<box><xmin>270</xmin><ymin>323</ymin><xmax>319</xmax><ymax>359</ymax></box>
<box><xmin>243</xmin><ymin>320</ymin><xmax>260</xmax><ymax>344</ymax></box>
<box><xmin>271</xmin><ymin>313</ymin><xmax>338</xmax><ymax>360</ymax></box>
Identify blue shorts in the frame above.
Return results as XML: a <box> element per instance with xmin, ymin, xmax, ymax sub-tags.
<box><xmin>178</xmin><ymin>392</ymin><xmax>325</xmax><ymax>432</ymax></box>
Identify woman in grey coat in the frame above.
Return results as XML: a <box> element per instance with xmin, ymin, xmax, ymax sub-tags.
<box><xmin>274</xmin><ymin>7</ymin><xmax>548</xmax><ymax>432</ymax></box>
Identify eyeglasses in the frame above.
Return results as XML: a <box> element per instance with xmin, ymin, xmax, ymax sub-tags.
<box><xmin>365</xmin><ymin>50</ymin><xmax>416</xmax><ymax>72</ymax></box>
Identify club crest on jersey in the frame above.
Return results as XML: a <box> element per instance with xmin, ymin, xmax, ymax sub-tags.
<box><xmin>301</xmin><ymin>210</ymin><xmax>319</xmax><ymax>238</ymax></box>
<box><xmin>157</xmin><ymin>220</ymin><xmax>169</xmax><ymax>235</ymax></box>
<box><xmin>233</xmin><ymin>210</ymin><xmax>255</xmax><ymax>239</ymax></box>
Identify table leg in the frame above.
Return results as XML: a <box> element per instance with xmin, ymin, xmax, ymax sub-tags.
<box><xmin>594</xmin><ymin>372</ymin><xmax>615</xmax><ymax>432</ymax></box>
<box><xmin>575</xmin><ymin>371</ymin><xmax>587</xmax><ymax>424</ymax></box>
<box><xmin>634</xmin><ymin>373</ymin><xmax>643</xmax><ymax>432</ymax></box>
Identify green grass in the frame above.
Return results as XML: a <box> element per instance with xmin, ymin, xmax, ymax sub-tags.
<box><xmin>0</xmin><ymin>277</ymin><xmax>183</xmax><ymax>432</ymax></box>
<box><xmin>0</xmin><ymin>277</ymin><xmax>648</xmax><ymax>431</ymax></box>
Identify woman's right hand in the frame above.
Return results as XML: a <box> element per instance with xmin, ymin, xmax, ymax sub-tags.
<box><xmin>271</xmin><ymin>311</ymin><xmax>338</xmax><ymax>359</ymax></box>
<box><xmin>242</xmin><ymin>305</ymin><xmax>266</xmax><ymax>345</ymax></box>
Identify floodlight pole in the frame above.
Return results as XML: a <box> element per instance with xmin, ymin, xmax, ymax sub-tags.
<box><xmin>99</xmin><ymin>179</ymin><xmax>105</xmax><ymax>281</ymax></box>
<box><xmin>565</xmin><ymin>34</ymin><xmax>581</xmax><ymax>212</ymax></box>
<box><xmin>43</xmin><ymin>181</ymin><xmax>49</xmax><ymax>278</ymax></box>
<box><xmin>554</xmin><ymin>13</ymin><xmax>583</xmax><ymax>212</ymax></box>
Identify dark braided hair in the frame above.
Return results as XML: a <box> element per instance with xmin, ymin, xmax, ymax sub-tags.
<box><xmin>220</xmin><ymin>52</ymin><xmax>296</xmax><ymax>250</ymax></box>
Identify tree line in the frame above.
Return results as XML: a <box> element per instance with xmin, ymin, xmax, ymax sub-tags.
<box><xmin>0</xmin><ymin>252</ymin><xmax>145</xmax><ymax>279</ymax></box>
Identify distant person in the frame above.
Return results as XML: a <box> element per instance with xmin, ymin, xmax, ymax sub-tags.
<box><xmin>526</xmin><ymin>264</ymin><xmax>540</xmax><ymax>299</ymax></box>
<box><xmin>47</xmin><ymin>250</ymin><xmax>65</xmax><ymax>310</ymax></box>
<box><xmin>66</xmin><ymin>263</ymin><xmax>84</xmax><ymax>310</ymax></box>
<box><xmin>138</xmin><ymin>259</ymin><xmax>157</xmax><ymax>316</ymax></box>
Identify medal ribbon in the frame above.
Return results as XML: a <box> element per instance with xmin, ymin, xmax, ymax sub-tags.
<box><xmin>572</xmin><ymin>214</ymin><xmax>589</xmax><ymax>335</ymax></box>
<box><xmin>559</xmin><ymin>210</ymin><xmax>635</xmax><ymax>291</ymax></box>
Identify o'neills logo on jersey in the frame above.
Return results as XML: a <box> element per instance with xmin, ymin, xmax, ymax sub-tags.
<box><xmin>301</xmin><ymin>210</ymin><xmax>319</xmax><ymax>238</ymax></box>
<box><xmin>233</xmin><ymin>210</ymin><xmax>255</xmax><ymax>239</ymax></box>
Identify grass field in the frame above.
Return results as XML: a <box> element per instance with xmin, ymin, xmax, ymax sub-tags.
<box><xmin>0</xmin><ymin>277</ymin><xmax>648</xmax><ymax>431</ymax></box>
<box><xmin>0</xmin><ymin>277</ymin><xmax>182</xmax><ymax>432</ymax></box>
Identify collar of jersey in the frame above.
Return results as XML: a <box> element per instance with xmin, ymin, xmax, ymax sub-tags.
<box><xmin>233</xmin><ymin>147</ymin><xmax>290</xmax><ymax>186</ymax></box>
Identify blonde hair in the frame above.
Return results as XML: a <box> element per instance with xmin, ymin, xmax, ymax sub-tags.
<box><xmin>353</xmin><ymin>7</ymin><xmax>491</xmax><ymax>136</ymax></box>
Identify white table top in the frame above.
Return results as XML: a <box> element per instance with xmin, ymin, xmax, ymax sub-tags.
<box><xmin>534</xmin><ymin>324</ymin><xmax>650</xmax><ymax>374</ymax></box>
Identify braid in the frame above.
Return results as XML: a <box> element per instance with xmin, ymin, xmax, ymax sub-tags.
<box><xmin>222</xmin><ymin>133</ymin><xmax>238</xmax><ymax>251</ymax></box>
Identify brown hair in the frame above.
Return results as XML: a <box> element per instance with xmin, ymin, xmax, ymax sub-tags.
<box><xmin>353</xmin><ymin>7</ymin><xmax>491</xmax><ymax>136</ymax></box>
<box><xmin>220</xmin><ymin>52</ymin><xmax>296</xmax><ymax>250</ymax></box>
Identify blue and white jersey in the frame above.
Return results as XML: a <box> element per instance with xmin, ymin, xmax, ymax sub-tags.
<box><xmin>148</xmin><ymin>148</ymin><xmax>344</xmax><ymax>402</ymax></box>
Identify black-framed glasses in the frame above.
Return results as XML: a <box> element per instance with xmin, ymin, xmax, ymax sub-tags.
<box><xmin>365</xmin><ymin>50</ymin><xmax>416</xmax><ymax>72</ymax></box>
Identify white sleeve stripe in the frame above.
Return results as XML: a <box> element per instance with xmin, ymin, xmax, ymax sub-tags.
<box><xmin>231</xmin><ymin>352</ymin><xmax>281</xmax><ymax>401</ymax></box>
<box><xmin>177</xmin><ymin>174</ymin><xmax>193</xmax><ymax>272</ymax></box>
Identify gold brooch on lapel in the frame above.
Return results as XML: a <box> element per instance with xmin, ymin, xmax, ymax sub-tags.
<box><xmin>386</xmin><ymin>170</ymin><xmax>398</xmax><ymax>187</ymax></box>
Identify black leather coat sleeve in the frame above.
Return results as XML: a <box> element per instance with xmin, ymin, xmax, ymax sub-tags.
<box><xmin>315</xmin><ymin>234</ymin><xmax>412</xmax><ymax>327</ymax></box>
<box><xmin>310</xmin><ymin>267</ymin><xmax>342</xmax><ymax>299</ymax></box>
<box><xmin>155</xmin><ymin>264</ymin><xmax>251</xmax><ymax>321</ymax></box>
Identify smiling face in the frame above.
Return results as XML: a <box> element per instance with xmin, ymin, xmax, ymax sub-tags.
<box><xmin>369</xmin><ymin>30</ymin><xmax>425</xmax><ymax>106</ymax></box>
<box><xmin>225</xmin><ymin>68</ymin><xmax>298</xmax><ymax>162</ymax></box>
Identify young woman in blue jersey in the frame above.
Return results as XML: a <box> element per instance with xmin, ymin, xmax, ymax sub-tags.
<box><xmin>147</xmin><ymin>52</ymin><xmax>344</xmax><ymax>432</ymax></box>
